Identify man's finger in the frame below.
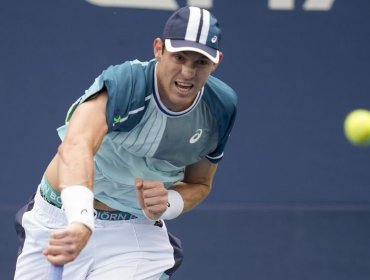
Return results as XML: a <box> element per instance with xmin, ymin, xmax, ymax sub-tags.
<box><xmin>140</xmin><ymin>180</ymin><xmax>163</xmax><ymax>190</ymax></box>
<box><xmin>49</xmin><ymin>229</ymin><xmax>68</xmax><ymax>240</ymax></box>
<box><xmin>135</xmin><ymin>178</ymin><xmax>146</xmax><ymax>209</ymax></box>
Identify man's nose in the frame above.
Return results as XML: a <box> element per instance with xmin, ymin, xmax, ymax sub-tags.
<box><xmin>181</xmin><ymin>63</ymin><xmax>196</xmax><ymax>78</ymax></box>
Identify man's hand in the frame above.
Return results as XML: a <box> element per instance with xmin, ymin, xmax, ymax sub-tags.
<box><xmin>43</xmin><ymin>223</ymin><xmax>92</xmax><ymax>265</ymax></box>
<box><xmin>135</xmin><ymin>178</ymin><xmax>168</xmax><ymax>220</ymax></box>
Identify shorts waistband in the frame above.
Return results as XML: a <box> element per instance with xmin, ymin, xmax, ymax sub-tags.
<box><xmin>39</xmin><ymin>177</ymin><xmax>138</xmax><ymax>221</ymax></box>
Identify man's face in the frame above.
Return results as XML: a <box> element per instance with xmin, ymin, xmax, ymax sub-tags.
<box><xmin>154</xmin><ymin>39</ymin><xmax>220</xmax><ymax>112</ymax></box>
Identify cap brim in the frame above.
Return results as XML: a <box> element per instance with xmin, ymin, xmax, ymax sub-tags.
<box><xmin>165</xmin><ymin>39</ymin><xmax>220</xmax><ymax>64</ymax></box>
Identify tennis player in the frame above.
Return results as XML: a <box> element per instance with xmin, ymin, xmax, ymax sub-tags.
<box><xmin>14</xmin><ymin>6</ymin><xmax>237</xmax><ymax>280</ymax></box>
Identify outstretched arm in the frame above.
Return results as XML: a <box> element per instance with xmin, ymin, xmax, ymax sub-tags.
<box><xmin>57</xmin><ymin>91</ymin><xmax>108</xmax><ymax>189</ymax></box>
<box><xmin>44</xmin><ymin>91</ymin><xmax>108</xmax><ymax>265</ymax></box>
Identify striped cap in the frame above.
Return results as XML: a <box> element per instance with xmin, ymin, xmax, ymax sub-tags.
<box><xmin>162</xmin><ymin>6</ymin><xmax>221</xmax><ymax>63</ymax></box>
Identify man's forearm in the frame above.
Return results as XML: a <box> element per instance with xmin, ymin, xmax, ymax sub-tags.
<box><xmin>57</xmin><ymin>141</ymin><xmax>95</xmax><ymax>190</ymax></box>
<box><xmin>171</xmin><ymin>181</ymin><xmax>212</xmax><ymax>213</ymax></box>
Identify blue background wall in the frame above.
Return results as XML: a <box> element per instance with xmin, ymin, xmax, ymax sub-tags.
<box><xmin>1</xmin><ymin>0</ymin><xmax>370</xmax><ymax>279</ymax></box>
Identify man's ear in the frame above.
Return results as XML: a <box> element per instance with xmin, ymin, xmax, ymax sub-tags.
<box><xmin>218</xmin><ymin>51</ymin><xmax>224</xmax><ymax>64</ymax></box>
<box><xmin>212</xmin><ymin>51</ymin><xmax>223</xmax><ymax>71</ymax></box>
<box><xmin>153</xmin><ymin>38</ymin><xmax>164</xmax><ymax>60</ymax></box>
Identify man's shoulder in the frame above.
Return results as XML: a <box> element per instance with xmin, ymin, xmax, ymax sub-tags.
<box><xmin>99</xmin><ymin>59</ymin><xmax>156</xmax><ymax>132</ymax></box>
<box><xmin>100</xmin><ymin>58</ymin><xmax>156</xmax><ymax>101</ymax></box>
<box><xmin>203</xmin><ymin>75</ymin><xmax>238</xmax><ymax>111</ymax></box>
<box><xmin>103</xmin><ymin>59</ymin><xmax>155</xmax><ymax>78</ymax></box>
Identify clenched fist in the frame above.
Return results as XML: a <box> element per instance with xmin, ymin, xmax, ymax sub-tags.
<box><xmin>43</xmin><ymin>223</ymin><xmax>92</xmax><ymax>265</ymax></box>
<box><xmin>135</xmin><ymin>178</ymin><xmax>168</xmax><ymax>220</ymax></box>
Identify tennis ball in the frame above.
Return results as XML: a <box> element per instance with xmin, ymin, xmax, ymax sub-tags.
<box><xmin>344</xmin><ymin>109</ymin><xmax>370</xmax><ymax>146</ymax></box>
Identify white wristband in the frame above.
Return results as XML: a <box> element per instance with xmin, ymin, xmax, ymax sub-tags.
<box><xmin>161</xmin><ymin>189</ymin><xmax>184</xmax><ymax>220</ymax></box>
<box><xmin>61</xmin><ymin>185</ymin><xmax>95</xmax><ymax>232</ymax></box>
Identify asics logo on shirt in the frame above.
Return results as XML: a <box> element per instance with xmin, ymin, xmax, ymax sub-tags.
<box><xmin>189</xmin><ymin>129</ymin><xmax>203</xmax><ymax>144</ymax></box>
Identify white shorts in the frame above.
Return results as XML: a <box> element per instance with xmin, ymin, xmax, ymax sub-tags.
<box><xmin>14</xmin><ymin>187</ymin><xmax>182</xmax><ymax>280</ymax></box>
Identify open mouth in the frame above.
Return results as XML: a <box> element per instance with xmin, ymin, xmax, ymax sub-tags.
<box><xmin>175</xmin><ymin>81</ymin><xmax>194</xmax><ymax>92</ymax></box>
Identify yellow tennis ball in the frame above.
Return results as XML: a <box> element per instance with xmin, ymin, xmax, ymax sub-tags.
<box><xmin>344</xmin><ymin>109</ymin><xmax>370</xmax><ymax>146</ymax></box>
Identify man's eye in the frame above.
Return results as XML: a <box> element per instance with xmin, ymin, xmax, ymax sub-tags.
<box><xmin>174</xmin><ymin>55</ymin><xmax>184</xmax><ymax>61</ymax></box>
<box><xmin>198</xmin><ymin>60</ymin><xmax>210</xmax><ymax>66</ymax></box>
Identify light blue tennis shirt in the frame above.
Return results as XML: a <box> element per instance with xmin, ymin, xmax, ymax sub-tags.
<box><xmin>57</xmin><ymin>59</ymin><xmax>237</xmax><ymax>216</ymax></box>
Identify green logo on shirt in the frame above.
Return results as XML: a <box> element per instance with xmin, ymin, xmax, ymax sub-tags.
<box><xmin>113</xmin><ymin>115</ymin><xmax>122</xmax><ymax>124</ymax></box>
